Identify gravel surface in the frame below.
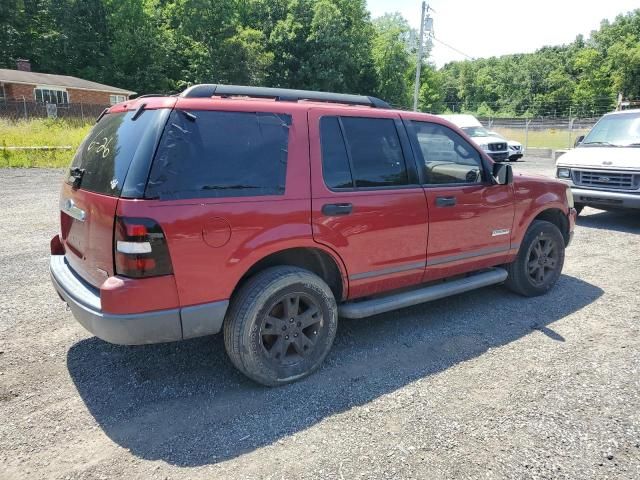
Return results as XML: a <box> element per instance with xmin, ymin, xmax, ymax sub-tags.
<box><xmin>1</xmin><ymin>157</ymin><xmax>639</xmax><ymax>479</ymax></box>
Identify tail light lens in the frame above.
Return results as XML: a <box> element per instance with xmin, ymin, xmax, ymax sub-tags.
<box><xmin>114</xmin><ymin>217</ymin><xmax>173</xmax><ymax>278</ymax></box>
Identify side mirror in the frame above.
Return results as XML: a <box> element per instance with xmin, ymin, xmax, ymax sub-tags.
<box><xmin>493</xmin><ymin>163</ymin><xmax>513</xmax><ymax>185</ymax></box>
<box><xmin>574</xmin><ymin>135</ymin><xmax>585</xmax><ymax>147</ymax></box>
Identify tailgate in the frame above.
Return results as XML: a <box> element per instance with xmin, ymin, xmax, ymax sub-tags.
<box><xmin>60</xmin><ymin>184</ymin><xmax>118</xmax><ymax>288</ymax></box>
<box><xmin>59</xmin><ymin>104</ymin><xmax>173</xmax><ymax>288</ymax></box>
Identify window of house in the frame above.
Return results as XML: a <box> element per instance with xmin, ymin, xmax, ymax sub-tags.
<box><xmin>34</xmin><ymin>87</ymin><xmax>69</xmax><ymax>104</ymax></box>
<box><xmin>109</xmin><ymin>95</ymin><xmax>126</xmax><ymax>105</ymax></box>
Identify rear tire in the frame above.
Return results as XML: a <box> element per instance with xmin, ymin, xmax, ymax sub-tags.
<box><xmin>224</xmin><ymin>266</ymin><xmax>338</xmax><ymax>386</ymax></box>
<box><xmin>504</xmin><ymin>220</ymin><xmax>565</xmax><ymax>297</ymax></box>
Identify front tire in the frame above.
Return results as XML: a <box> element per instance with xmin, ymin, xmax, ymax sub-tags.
<box><xmin>224</xmin><ymin>266</ymin><xmax>338</xmax><ymax>386</ymax></box>
<box><xmin>504</xmin><ymin>220</ymin><xmax>565</xmax><ymax>297</ymax></box>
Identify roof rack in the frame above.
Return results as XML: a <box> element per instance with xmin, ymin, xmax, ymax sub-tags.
<box><xmin>130</xmin><ymin>93</ymin><xmax>167</xmax><ymax>99</ymax></box>
<box><xmin>179</xmin><ymin>84</ymin><xmax>391</xmax><ymax>109</ymax></box>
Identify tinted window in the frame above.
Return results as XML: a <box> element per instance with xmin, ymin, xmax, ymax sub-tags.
<box><xmin>70</xmin><ymin>110</ymin><xmax>164</xmax><ymax>196</ymax></box>
<box><xmin>146</xmin><ymin>110</ymin><xmax>291</xmax><ymax>200</ymax></box>
<box><xmin>410</xmin><ymin>121</ymin><xmax>483</xmax><ymax>185</ymax></box>
<box><xmin>341</xmin><ymin>117</ymin><xmax>409</xmax><ymax>188</ymax></box>
<box><xmin>320</xmin><ymin>116</ymin><xmax>353</xmax><ymax>189</ymax></box>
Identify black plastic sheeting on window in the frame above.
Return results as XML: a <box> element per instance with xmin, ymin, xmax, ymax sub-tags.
<box><xmin>145</xmin><ymin>110</ymin><xmax>292</xmax><ymax>200</ymax></box>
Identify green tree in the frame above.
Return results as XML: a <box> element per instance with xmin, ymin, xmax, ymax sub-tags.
<box><xmin>418</xmin><ymin>65</ymin><xmax>444</xmax><ymax>113</ymax></box>
<box><xmin>371</xmin><ymin>13</ymin><xmax>411</xmax><ymax>107</ymax></box>
<box><xmin>103</xmin><ymin>0</ymin><xmax>171</xmax><ymax>93</ymax></box>
<box><xmin>221</xmin><ymin>27</ymin><xmax>274</xmax><ymax>85</ymax></box>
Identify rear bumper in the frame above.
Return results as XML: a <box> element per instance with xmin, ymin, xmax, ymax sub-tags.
<box><xmin>571</xmin><ymin>187</ymin><xmax>640</xmax><ymax>210</ymax></box>
<box><xmin>50</xmin><ymin>255</ymin><xmax>228</xmax><ymax>345</ymax></box>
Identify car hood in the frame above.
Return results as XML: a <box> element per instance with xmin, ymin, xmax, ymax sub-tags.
<box><xmin>507</xmin><ymin>140</ymin><xmax>522</xmax><ymax>148</ymax></box>
<box><xmin>513</xmin><ymin>172</ymin><xmax>567</xmax><ymax>195</ymax></box>
<box><xmin>469</xmin><ymin>135</ymin><xmax>507</xmax><ymax>144</ymax></box>
<box><xmin>556</xmin><ymin>147</ymin><xmax>640</xmax><ymax>170</ymax></box>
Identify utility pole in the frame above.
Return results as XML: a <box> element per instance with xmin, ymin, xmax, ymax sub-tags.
<box><xmin>413</xmin><ymin>2</ymin><xmax>434</xmax><ymax>111</ymax></box>
<box><xmin>413</xmin><ymin>2</ymin><xmax>427</xmax><ymax>112</ymax></box>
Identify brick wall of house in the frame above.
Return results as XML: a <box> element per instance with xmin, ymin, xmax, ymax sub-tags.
<box><xmin>4</xmin><ymin>82</ymin><xmax>125</xmax><ymax>105</ymax></box>
<box><xmin>66</xmin><ymin>88</ymin><xmax>114</xmax><ymax>104</ymax></box>
<box><xmin>5</xmin><ymin>83</ymin><xmax>34</xmax><ymax>99</ymax></box>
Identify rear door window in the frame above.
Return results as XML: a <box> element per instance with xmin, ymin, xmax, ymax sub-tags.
<box><xmin>69</xmin><ymin>109</ymin><xmax>165</xmax><ymax>196</ymax></box>
<box><xmin>319</xmin><ymin>116</ymin><xmax>409</xmax><ymax>189</ymax></box>
<box><xmin>320</xmin><ymin>116</ymin><xmax>354</xmax><ymax>189</ymax></box>
<box><xmin>341</xmin><ymin>117</ymin><xmax>409</xmax><ymax>188</ymax></box>
<box><xmin>146</xmin><ymin>110</ymin><xmax>291</xmax><ymax>200</ymax></box>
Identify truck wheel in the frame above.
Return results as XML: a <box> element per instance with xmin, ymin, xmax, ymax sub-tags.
<box><xmin>575</xmin><ymin>204</ymin><xmax>584</xmax><ymax>215</ymax></box>
<box><xmin>504</xmin><ymin>220</ymin><xmax>565</xmax><ymax>297</ymax></box>
<box><xmin>223</xmin><ymin>266</ymin><xmax>338</xmax><ymax>386</ymax></box>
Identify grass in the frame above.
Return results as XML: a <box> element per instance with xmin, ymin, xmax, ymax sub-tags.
<box><xmin>0</xmin><ymin>119</ymin><xmax>591</xmax><ymax>168</ymax></box>
<box><xmin>492</xmin><ymin>127</ymin><xmax>591</xmax><ymax>150</ymax></box>
<box><xmin>0</xmin><ymin>118</ymin><xmax>92</xmax><ymax>168</ymax></box>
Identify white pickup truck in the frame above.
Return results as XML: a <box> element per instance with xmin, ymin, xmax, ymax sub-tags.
<box><xmin>555</xmin><ymin>109</ymin><xmax>640</xmax><ymax>213</ymax></box>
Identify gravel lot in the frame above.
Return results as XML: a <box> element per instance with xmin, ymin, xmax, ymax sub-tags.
<box><xmin>1</xmin><ymin>157</ymin><xmax>639</xmax><ymax>479</ymax></box>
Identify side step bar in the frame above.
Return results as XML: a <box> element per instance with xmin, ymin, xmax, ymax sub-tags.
<box><xmin>339</xmin><ymin>268</ymin><xmax>508</xmax><ymax>319</ymax></box>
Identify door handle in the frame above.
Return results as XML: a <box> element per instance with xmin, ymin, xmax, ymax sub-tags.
<box><xmin>322</xmin><ymin>203</ymin><xmax>353</xmax><ymax>216</ymax></box>
<box><xmin>435</xmin><ymin>196</ymin><xmax>456</xmax><ymax>207</ymax></box>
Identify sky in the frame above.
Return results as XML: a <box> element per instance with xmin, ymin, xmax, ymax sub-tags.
<box><xmin>367</xmin><ymin>0</ymin><xmax>639</xmax><ymax>67</ymax></box>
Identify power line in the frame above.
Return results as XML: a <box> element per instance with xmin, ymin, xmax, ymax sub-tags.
<box><xmin>431</xmin><ymin>35</ymin><xmax>474</xmax><ymax>60</ymax></box>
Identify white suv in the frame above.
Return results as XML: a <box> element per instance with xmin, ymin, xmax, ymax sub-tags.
<box><xmin>438</xmin><ymin>114</ymin><xmax>511</xmax><ymax>162</ymax></box>
<box><xmin>555</xmin><ymin>109</ymin><xmax>640</xmax><ymax>213</ymax></box>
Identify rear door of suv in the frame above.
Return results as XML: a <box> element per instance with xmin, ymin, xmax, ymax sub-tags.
<box><xmin>308</xmin><ymin>107</ymin><xmax>429</xmax><ymax>299</ymax></box>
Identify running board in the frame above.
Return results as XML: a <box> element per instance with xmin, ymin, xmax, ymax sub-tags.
<box><xmin>339</xmin><ymin>268</ymin><xmax>508</xmax><ymax>319</ymax></box>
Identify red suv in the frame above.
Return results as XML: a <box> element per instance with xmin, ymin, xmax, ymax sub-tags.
<box><xmin>50</xmin><ymin>85</ymin><xmax>577</xmax><ymax>386</ymax></box>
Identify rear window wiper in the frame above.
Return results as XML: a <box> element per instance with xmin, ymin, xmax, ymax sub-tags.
<box><xmin>68</xmin><ymin>167</ymin><xmax>85</xmax><ymax>189</ymax></box>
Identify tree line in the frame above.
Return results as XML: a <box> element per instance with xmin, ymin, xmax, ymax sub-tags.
<box><xmin>440</xmin><ymin>9</ymin><xmax>640</xmax><ymax>117</ymax></box>
<box><xmin>1</xmin><ymin>1</ymin><xmax>639</xmax><ymax>117</ymax></box>
<box><xmin>0</xmin><ymin>0</ymin><xmax>435</xmax><ymax>109</ymax></box>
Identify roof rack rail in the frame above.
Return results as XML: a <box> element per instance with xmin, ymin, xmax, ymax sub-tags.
<box><xmin>179</xmin><ymin>84</ymin><xmax>391</xmax><ymax>109</ymax></box>
<box><xmin>131</xmin><ymin>93</ymin><xmax>167</xmax><ymax>99</ymax></box>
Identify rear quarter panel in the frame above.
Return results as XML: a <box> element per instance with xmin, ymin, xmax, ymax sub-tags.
<box><xmin>117</xmin><ymin>101</ymin><xmax>348</xmax><ymax>308</ymax></box>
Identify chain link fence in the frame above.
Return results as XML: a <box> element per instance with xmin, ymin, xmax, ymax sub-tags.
<box><xmin>0</xmin><ymin>100</ymin><xmax>107</xmax><ymax>125</ymax></box>
<box><xmin>478</xmin><ymin>116</ymin><xmax>600</xmax><ymax>151</ymax></box>
<box><xmin>0</xmin><ymin>100</ymin><xmax>606</xmax><ymax>152</ymax></box>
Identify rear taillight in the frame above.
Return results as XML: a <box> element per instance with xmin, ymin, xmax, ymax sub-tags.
<box><xmin>114</xmin><ymin>217</ymin><xmax>173</xmax><ymax>278</ymax></box>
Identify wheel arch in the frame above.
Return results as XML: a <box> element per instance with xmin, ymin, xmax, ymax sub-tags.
<box><xmin>531</xmin><ymin>207</ymin><xmax>570</xmax><ymax>245</ymax></box>
<box><xmin>231</xmin><ymin>246</ymin><xmax>347</xmax><ymax>302</ymax></box>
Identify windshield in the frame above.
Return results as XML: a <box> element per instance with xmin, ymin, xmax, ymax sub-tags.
<box><xmin>581</xmin><ymin>111</ymin><xmax>640</xmax><ymax>147</ymax></box>
<box><xmin>461</xmin><ymin>126</ymin><xmax>490</xmax><ymax>137</ymax></box>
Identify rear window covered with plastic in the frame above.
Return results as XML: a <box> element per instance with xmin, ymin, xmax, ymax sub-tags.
<box><xmin>69</xmin><ymin>109</ymin><xmax>165</xmax><ymax>196</ymax></box>
<box><xmin>145</xmin><ymin>110</ymin><xmax>291</xmax><ymax>200</ymax></box>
